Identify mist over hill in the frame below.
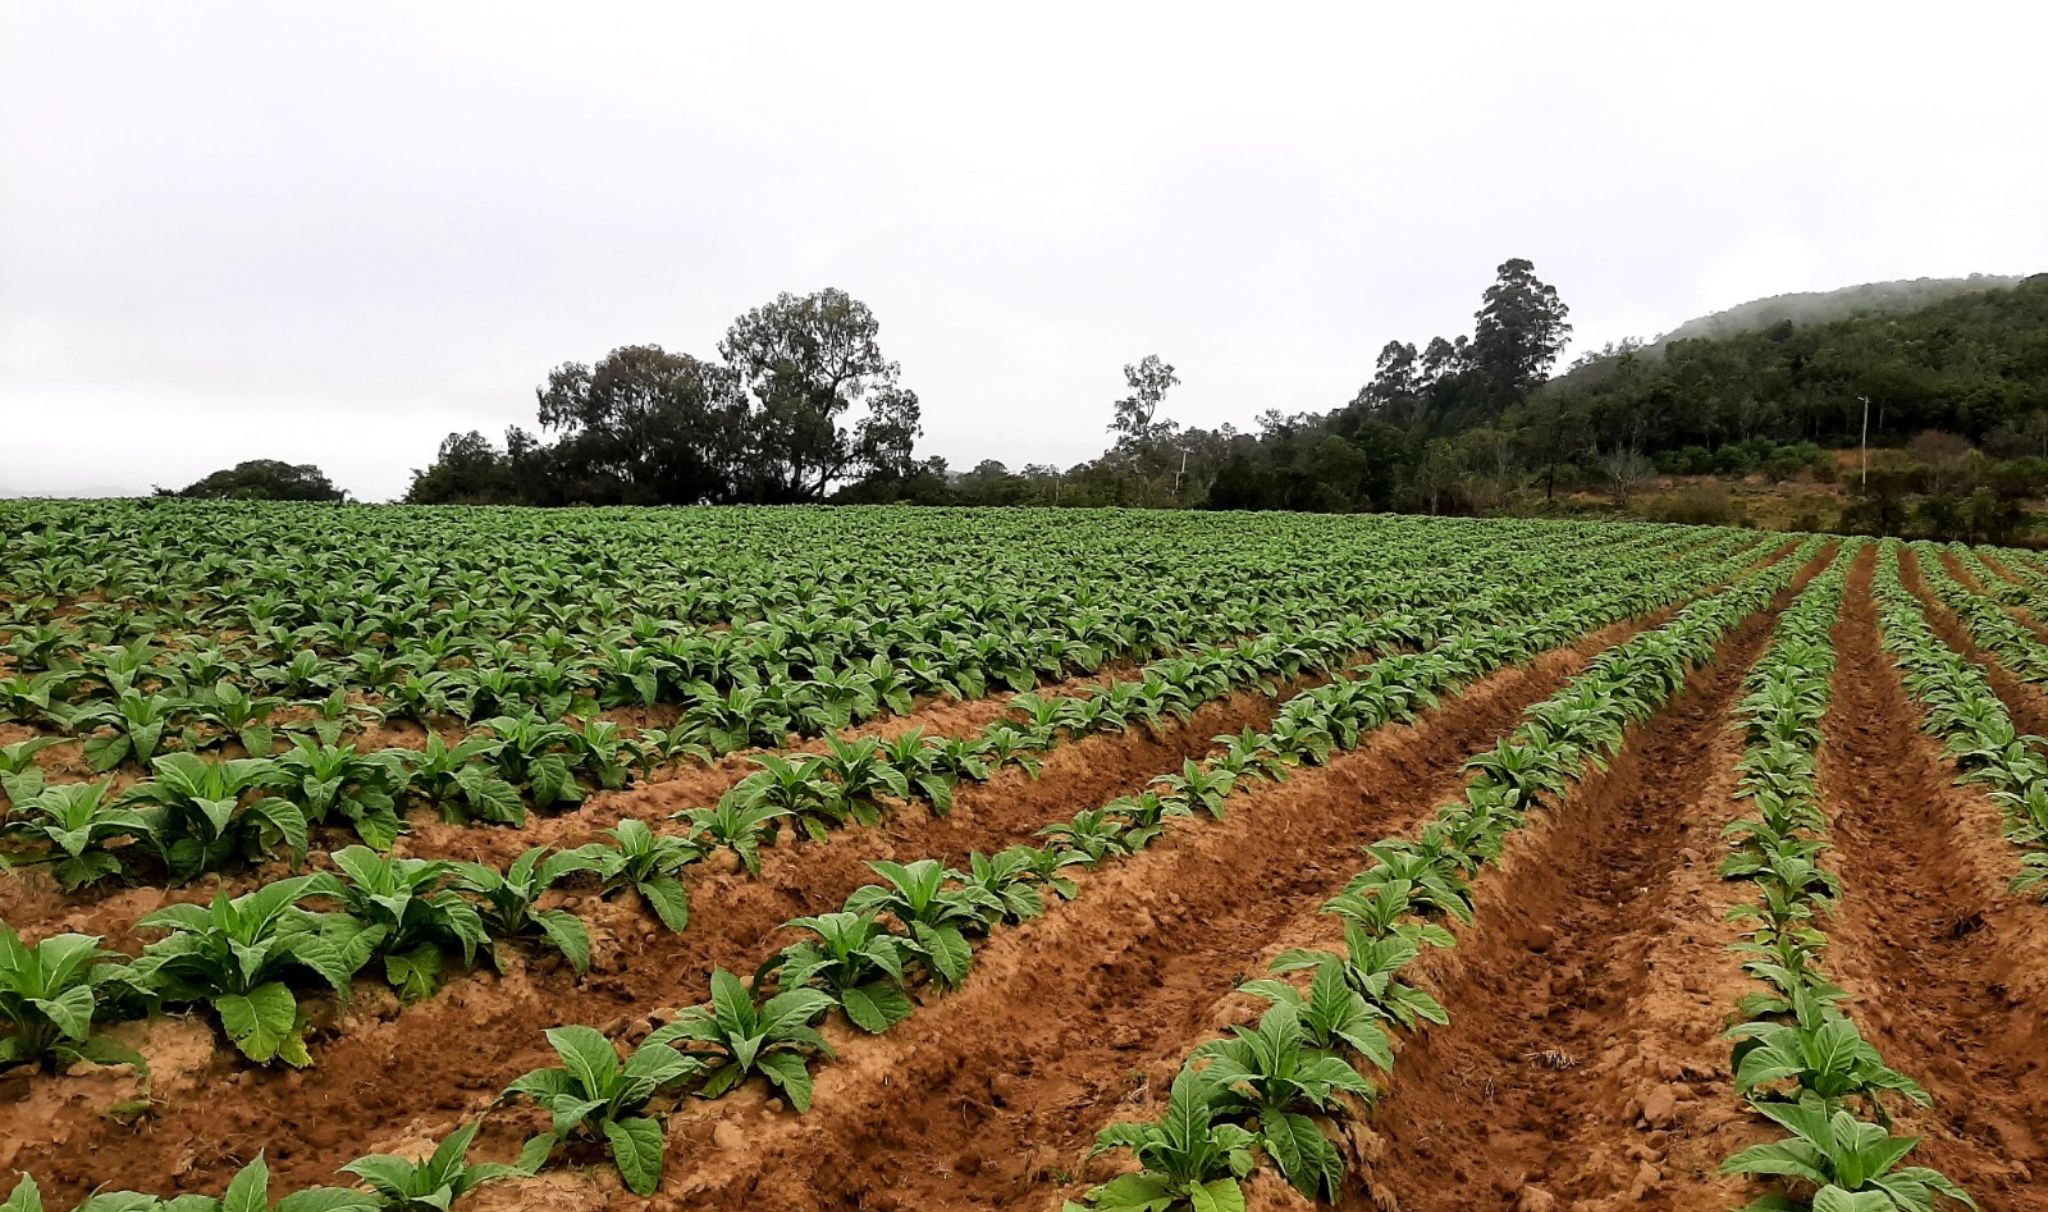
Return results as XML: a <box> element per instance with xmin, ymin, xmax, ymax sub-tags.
<box><xmin>1652</xmin><ymin>274</ymin><xmax>2028</xmax><ymax>347</ymax></box>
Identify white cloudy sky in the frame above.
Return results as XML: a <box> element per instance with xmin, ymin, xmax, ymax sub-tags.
<box><xmin>4</xmin><ymin>2</ymin><xmax>2045</xmax><ymax>500</ymax></box>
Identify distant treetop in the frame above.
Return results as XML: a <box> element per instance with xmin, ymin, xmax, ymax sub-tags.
<box><xmin>166</xmin><ymin>459</ymin><xmax>346</xmax><ymax>502</ymax></box>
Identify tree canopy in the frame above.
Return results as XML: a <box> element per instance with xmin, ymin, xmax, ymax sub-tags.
<box><xmin>167</xmin><ymin>459</ymin><xmax>345</xmax><ymax>502</ymax></box>
<box><xmin>407</xmin><ymin>288</ymin><xmax>922</xmax><ymax>505</ymax></box>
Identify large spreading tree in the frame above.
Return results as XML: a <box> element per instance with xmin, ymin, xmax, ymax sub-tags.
<box><xmin>407</xmin><ymin>288</ymin><xmax>922</xmax><ymax>505</ymax></box>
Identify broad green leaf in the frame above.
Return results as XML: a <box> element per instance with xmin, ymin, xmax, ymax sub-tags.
<box><xmin>603</xmin><ymin>1115</ymin><xmax>667</xmax><ymax>1196</ymax></box>
<box><xmin>217</xmin><ymin>982</ymin><xmax>300</xmax><ymax>1065</ymax></box>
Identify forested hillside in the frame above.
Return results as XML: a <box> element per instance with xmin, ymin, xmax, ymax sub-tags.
<box><xmin>396</xmin><ymin>267</ymin><xmax>2048</xmax><ymax>540</ymax></box>
<box><xmin>1544</xmin><ymin>273</ymin><xmax>2048</xmax><ymax>455</ymax></box>
<box><xmin>1652</xmin><ymin>274</ymin><xmax>2023</xmax><ymax>345</ymax></box>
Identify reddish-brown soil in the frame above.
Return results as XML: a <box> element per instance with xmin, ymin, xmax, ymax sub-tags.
<box><xmin>1899</xmin><ymin>547</ymin><xmax>2048</xmax><ymax>740</ymax></box>
<box><xmin>1941</xmin><ymin>549</ymin><xmax>2048</xmax><ymax>646</ymax></box>
<box><xmin>0</xmin><ymin>661</ymin><xmax>1305</xmax><ymax>945</ymax></box>
<box><xmin>393</xmin><ymin>662</ymin><xmax>1161</xmax><ymax>864</ymax></box>
<box><xmin>0</xmin><ymin>674</ymin><xmax>1338</xmax><ymax>1202</ymax></box>
<box><xmin>521</xmin><ymin>610</ymin><xmax>1676</xmax><ymax>1212</ymax></box>
<box><xmin>1345</xmin><ymin>552</ymin><xmax>1831</xmax><ymax>1212</ymax></box>
<box><xmin>1820</xmin><ymin>548</ymin><xmax>2048</xmax><ymax>1210</ymax></box>
<box><xmin>0</xmin><ymin>539</ymin><xmax>1847</xmax><ymax>1210</ymax></box>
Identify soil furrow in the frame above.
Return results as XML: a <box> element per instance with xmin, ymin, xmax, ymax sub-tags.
<box><xmin>1898</xmin><ymin>547</ymin><xmax>2048</xmax><ymax>740</ymax></box>
<box><xmin>1818</xmin><ymin>548</ymin><xmax>2048</xmax><ymax>1210</ymax></box>
<box><xmin>0</xmin><ymin>680</ymin><xmax>1301</xmax><ymax>1201</ymax></box>
<box><xmin>1941</xmin><ymin>549</ymin><xmax>2048</xmax><ymax>646</ymax></box>
<box><xmin>393</xmin><ymin>657</ymin><xmax>1242</xmax><ymax>866</ymax></box>
<box><xmin>1347</xmin><ymin>577</ymin><xmax>1804</xmax><ymax>1212</ymax></box>
<box><xmin>0</xmin><ymin>662</ymin><xmax>1162</xmax><ymax>940</ymax></box>
<box><xmin>599</xmin><ymin>612</ymin><xmax>1662</xmax><ymax>1212</ymax></box>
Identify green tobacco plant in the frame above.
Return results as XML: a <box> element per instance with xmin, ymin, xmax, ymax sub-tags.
<box><xmin>123</xmin><ymin>753</ymin><xmax>307</xmax><ymax>880</ymax></box>
<box><xmin>1238</xmin><ymin>960</ymin><xmax>1395</xmax><ymax>1077</ymax></box>
<box><xmin>0</xmin><ymin>1155</ymin><xmax>376</xmax><ymax>1212</ymax></box>
<box><xmin>731</xmin><ymin>753</ymin><xmax>851</xmax><ymax>840</ymax></box>
<box><xmin>1730</xmin><ymin>927</ymin><xmax>1845</xmax><ymax>1021</ymax></box>
<box><xmin>58</xmin><ymin>688</ymin><xmax>185</xmax><ymax>773</ymax></box>
<box><xmin>1188</xmin><ymin>1002</ymin><xmax>1374</xmax><ymax>1201</ymax></box>
<box><xmin>341</xmin><ymin>1120</ymin><xmax>522</xmax><ymax>1212</ymax></box>
<box><xmin>0</xmin><ymin>924</ymin><xmax>142</xmax><ymax>1074</ymax></box>
<box><xmin>1726</xmin><ymin>989</ymin><xmax>1930</xmax><ymax>1124</ymax></box>
<box><xmin>842</xmin><ymin>859</ymin><xmax>977</xmax><ymax>986</ymax></box>
<box><xmin>646</xmin><ymin>968</ymin><xmax>834</xmax><ymax>1111</ymax></box>
<box><xmin>297</xmin><ymin>687</ymin><xmax>384</xmax><ymax>748</ymax></box>
<box><xmin>3</xmin><ymin>778</ymin><xmax>150</xmax><ymax>890</ymax></box>
<box><xmin>1462</xmin><ymin>736</ymin><xmax>1574</xmax><ymax>809</ymax></box>
<box><xmin>1154</xmin><ymin>761</ymin><xmax>1235</xmax><ymax>819</ymax></box>
<box><xmin>873</xmin><ymin>728</ymin><xmax>958</xmax><ymax>813</ymax></box>
<box><xmin>622</xmin><ymin>724</ymin><xmax>714</xmax><ymax>774</ymax></box>
<box><xmin>681</xmin><ymin>681</ymin><xmax>788</xmax><ymax>754</ymax></box>
<box><xmin>673</xmin><ymin>794</ymin><xmax>785</xmax><ymax>876</ymax></box>
<box><xmin>129</xmin><ymin>876</ymin><xmax>352</xmax><ymax>1065</ymax></box>
<box><xmin>186</xmin><ymin>678</ymin><xmax>286</xmax><ymax>757</ymax></box>
<box><xmin>567</xmin><ymin>719</ymin><xmax>632</xmax><ymax>792</ymax></box>
<box><xmin>976</xmin><ymin>724</ymin><xmax>1043</xmax><ymax>779</ymax></box>
<box><xmin>760</xmin><ymin>909</ymin><xmax>915</xmax><ymax>1033</ymax></box>
<box><xmin>815</xmin><ymin>736</ymin><xmax>911</xmax><ymax>821</ymax></box>
<box><xmin>2014</xmin><ymin>850</ymin><xmax>2048</xmax><ymax>900</ymax></box>
<box><xmin>482</xmin><ymin>711</ymin><xmax>588</xmax><ymax>810</ymax></box>
<box><xmin>1340</xmin><ymin>843</ymin><xmax>1474</xmax><ymax>924</ymax></box>
<box><xmin>0</xmin><ymin>737</ymin><xmax>62</xmax><ymax>808</ymax></box>
<box><xmin>1007</xmin><ymin>842</ymin><xmax>1083</xmax><ymax>903</ymax></box>
<box><xmin>0</xmin><ymin>671</ymin><xmax>74</xmax><ymax>729</ymax></box>
<box><xmin>1037</xmin><ymin>809</ymin><xmax>1140</xmax><ymax>868</ymax></box>
<box><xmin>1273</xmin><ymin>920</ymin><xmax>1450</xmax><ymax>1031</ymax></box>
<box><xmin>273</xmin><ymin>737</ymin><xmax>410</xmax><ymax>850</ymax></box>
<box><xmin>1722</xmin><ymin>1092</ymin><xmax>1975</xmax><ymax>1211</ymax></box>
<box><xmin>1065</xmin><ymin>1067</ymin><xmax>1255</xmax><ymax>1212</ymax></box>
<box><xmin>399</xmin><ymin>733</ymin><xmax>523</xmax><ymax>827</ymax></box>
<box><xmin>591</xmin><ymin>818</ymin><xmax>698</xmax><ymax>931</ymax></box>
<box><xmin>952</xmin><ymin>848</ymin><xmax>1052</xmax><ymax>926</ymax></box>
<box><xmin>1102</xmin><ymin>791</ymin><xmax>1191</xmax><ymax>851</ymax></box>
<box><xmin>453</xmin><ymin>846</ymin><xmax>605</xmax><ymax>974</ymax></box>
<box><xmin>505</xmin><ymin>1025</ymin><xmax>700</xmax><ymax>1196</ymax></box>
<box><xmin>310</xmin><ymin>846</ymin><xmax>487</xmax><ymax>1001</ymax></box>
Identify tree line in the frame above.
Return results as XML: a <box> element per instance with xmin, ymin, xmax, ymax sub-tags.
<box><xmin>196</xmin><ymin>262</ymin><xmax>2048</xmax><ymax>542</ymax></box>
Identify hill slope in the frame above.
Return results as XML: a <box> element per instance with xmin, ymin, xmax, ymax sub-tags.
<box><xmin>1653</xmin><ymin>274</ymin><xmax>2027</xmax><ymax>346</ymax></box>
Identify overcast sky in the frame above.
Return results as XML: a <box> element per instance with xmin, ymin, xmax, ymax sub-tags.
<box><xmin>4</xmin><ymin>3</ymin><xmax>2045</xmax><ymax>501</ymax></box>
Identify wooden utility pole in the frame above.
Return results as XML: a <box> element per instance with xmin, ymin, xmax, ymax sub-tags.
<box><xmin>1859</xmin><ymin>395</ymin><xmax>1871</xmax><ymax>488</ymax></box>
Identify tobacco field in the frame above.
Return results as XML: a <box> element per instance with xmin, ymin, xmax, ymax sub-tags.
<box><xmin>2</xmin><ymin>502</ymin><xmax>2045</xmax><ymax>1212</ymax></box>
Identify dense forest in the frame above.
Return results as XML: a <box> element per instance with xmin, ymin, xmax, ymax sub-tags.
<box><xmin>1650</xmin><ymin>275</ymin><xmax>2023</xmax><ymax>345</ymax></box>
<box><xmin>383</xmin><ymin>265</ymin><xmax>2048</xmax><ymax>539</ymax></box>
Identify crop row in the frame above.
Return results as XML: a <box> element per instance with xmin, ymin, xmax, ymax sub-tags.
<box><xmin>0</xmin><ymin>530</ymin><xmax>1760</xmax><ymax>1206</ymax></box>
<box><xmin>0</xmin><ymin>534</ymin><xmax>1757</xmax><ymax>1095</ymax></box>
<box><xmin>0</xmin><ymin>530</ymin><xmax>1738</xmax><ymax>914</ymax></box>
<box><xmin>356</xmin><ymin>510</ymin><xmax>1770</xmax><ymax>1199</ymax></box>
<box><xmin>1712</xmin><ymin>543</ymin><xmax>1975</xmax><ymax>1211</ymax></box>
<box><xmin>1872</xmin><ymin>543</ymin><xmax>2048</xmax><ymax>904</ymax></box>
<box><xmin>1950</xmin><ymin>543</ymin><xmax>2048</xmax><ymax>626</ymax></box>
<box><xmin>2</xmin><ymin>511</ymin><xmax>1663</xmax><ymax>771</ymax></box>
<box><xmin>1911</xmin><ymin>541</ymin><xmax>2048</xmax><ymax>684</ymax></box>
<box><xmin>1059</xmin><ymin>539</ymin><xmax>1821</xmax><ymax>1208</ymax></box>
